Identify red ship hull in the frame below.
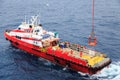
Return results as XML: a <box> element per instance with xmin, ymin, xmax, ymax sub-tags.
<box><xmin>4</xmin><ymin>31</ymin><xmax>111</xmax><ymax>75</ymax></box>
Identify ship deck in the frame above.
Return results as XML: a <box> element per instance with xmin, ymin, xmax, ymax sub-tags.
<box><xmin>51</xmin><ymin>46</ymin><xmax>110</xmax><ymax>68</ymax></box>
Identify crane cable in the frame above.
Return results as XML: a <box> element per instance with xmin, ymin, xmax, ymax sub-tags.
<box><xmin>92</xmin><ymin>0</ymin><xmax>94</xmax><ymax>33</ymax></box>
<box><xmin>88</xmin><ymin>0</ymin><xmax>97</xmax><ymax>46</ymax></box>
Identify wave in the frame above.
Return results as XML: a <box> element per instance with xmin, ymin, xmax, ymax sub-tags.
<box><xmin>38</xmin><ymin>58</ymin><xmax>53</xmax><ymax>66</ymax></box>
<box><xmin>91</xmin><ymin>61</ymin><xmax>120</xmax><ymax>80</ymax></box>
<box><xmin>38</xmin><ymin>57</ymin><xmax>120</xmax><ymax>80</ymax></box>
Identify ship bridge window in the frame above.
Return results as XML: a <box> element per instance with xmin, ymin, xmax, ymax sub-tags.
<box><xmin>18</xmin><ymin>28</ymin><xmax>21</xmax><ymax>30</ymax></box>
<box><xmin>35</xmin><ymin>30</ymin><xmax>39</xmax><ymax>32</ymax></box>
<box><xmin>25</xmin><ymin>29</ymin><xmax>31</xmax><ymax>33</ymax></box>
<box><xmin>29</xmin><ymin>25</ymin><xmax>32</xmax><ymax>28</ymax></box>
<box><xmin>25</xmin><ymin>30</ymin><xmax>30</xmax><ymax>32</ymax></box>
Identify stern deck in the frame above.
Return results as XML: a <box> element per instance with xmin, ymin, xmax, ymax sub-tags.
<box><xmin>51</xmin><ymin>45</ymin><xmax>109</xmax><ymax>67</ymax></box>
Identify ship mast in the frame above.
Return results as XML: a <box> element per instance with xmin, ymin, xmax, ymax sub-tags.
<box><xmin>30</xmin><ymin>15</ymin><xmax>39</xmax><ymax>26</ymax></box>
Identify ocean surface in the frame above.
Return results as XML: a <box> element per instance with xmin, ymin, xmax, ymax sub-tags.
<box><xmin>0</xmin><ymin>0</ymin><xmax>120</xmax><ymax>80</ymax></box>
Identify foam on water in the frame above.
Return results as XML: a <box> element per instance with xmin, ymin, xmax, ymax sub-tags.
<box><xmin>112</xmin><ymin>74</ymin><xmax>120</xmax><ymax>80</ymax></box>
<box><xmin>92</xmin><ymin>61</ymin><xmax>120</xmax><ymax>80</ymax></box>
<box><xmin>38</xmin><ymin>58</ymin><xmax>53</xmax><ymax>66</ymax></box>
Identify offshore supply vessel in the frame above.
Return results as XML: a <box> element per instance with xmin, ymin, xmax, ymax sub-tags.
<box><xmin>4</xmin><ymin>16</ymin><xmax>111</xmax><ymax>75</ymax></box>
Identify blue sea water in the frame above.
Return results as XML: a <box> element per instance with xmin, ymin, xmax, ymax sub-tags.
<box><xmin>0</xmin><ymin>0</ymin><xmax>120</xmax><ymax>80</ymax></box>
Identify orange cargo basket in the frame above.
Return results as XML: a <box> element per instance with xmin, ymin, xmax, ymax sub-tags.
<box><xmin>88</xmin><ymin>35</ymin><xmax>97</xmax><ymax>46</ymax></box>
